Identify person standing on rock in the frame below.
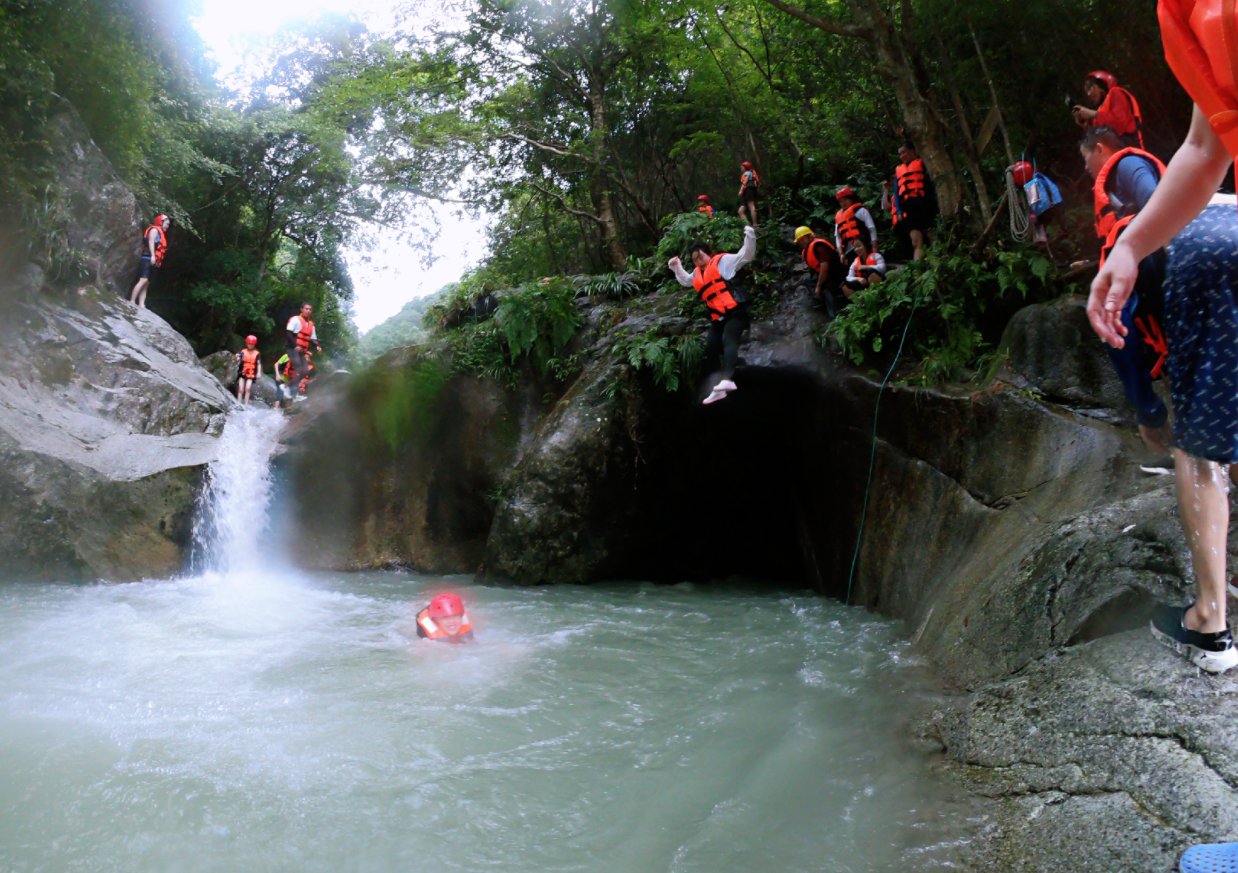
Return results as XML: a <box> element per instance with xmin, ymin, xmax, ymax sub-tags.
<box><xmin>1088</xmin><ymin>80</ymin><xmax>1238</xmax><ymax>671</ymax></box>
<box><xmin>794</xmin><ymin>225</ymin><xmax>843</xmax><ymax>315</ymax></box>
<box><xmin>286</xmin><ymin>303</ymin><xmax>322</xmax><ymax>383</ymax></box>
<box><xmin>235</xmin><ymin>335</ymin><xmax>262</xmax><ymax>406</ymax></box>
<box><xmin>273</xmin><ymin>353</ymin><xmax>297</xmax><ymax>409</ymax></box>
<box><xmin>888</xmin><ymin>142</ymin><xmax>935</xmax><ymax>261</ymax></box>
<box><xmin>833</xmin><ymin>187</ymin><xmax>877</xmax><ymax>258</ymax></box>
<box><xmin>1080</xmin><ymin>125</ymin><xmax>1172</xmax><ymax>453</ymax></box>
<box><xmin>130</xmin><ymin>214</ymin><xmax>169</xmax><ymax>309</ymax></box>
<box><xmin>737</xmin><ymin>161</ymin><xmax>760</xmax><ymax>227</ymax></box>
<box><xmin>668</xmin><ymin>224</ymin><xmax>756</xmax><ymax>405</ymax></box>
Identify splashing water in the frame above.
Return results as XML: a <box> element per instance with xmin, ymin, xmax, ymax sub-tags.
<box><xmin>190</xmin><ymin>408</ymin><xmax>288</xmax><ymax>573</ymax></box>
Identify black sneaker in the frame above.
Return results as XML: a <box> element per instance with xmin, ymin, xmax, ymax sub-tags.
<box><xmin>1150</xmin><ymin>603</ymin><xmax>1238</xmax><ymax>673</ymax></box>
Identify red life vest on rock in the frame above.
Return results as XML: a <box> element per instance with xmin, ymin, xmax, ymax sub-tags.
<box><xmin>142</xmin><ymin>221</ymin><xmax>167</xmax><ymax>267</ymax></box>
<box><xmin>896</xmin><ymin>159</ymin><xmax>927</xmax><ymax>201</ymax></box>
<box><xmin>692</xmin><ymin>254</ymin><xmax>743</xmax><ymax>321</ymax></box>
<box><xmin>802</xmin><ymin>237</ymin><xmax>838</xmax><ymax>274</ymax></box>
<box><xmin>834</xmin><ymin>203</ymin><xmax>863</xmax><ymax>244</ymax></box>
<box><xmin>239</xmin><ymin>348</ymin><xmax>260</xmax><ymax>380</ymax></box>
<box><xmin>295</xmin><ymin>317</ymin><xmax>316</xmax><ymax>352</ymax></box>
<box><xmin>416</xmin><ymin>607</ymin><xmax>473</xmax><ymax>642</ymax></box>
<box><xmin>1092</xmin><ymin>147</ymin><xmax>1167</xmax><ymax>265</ymax></box>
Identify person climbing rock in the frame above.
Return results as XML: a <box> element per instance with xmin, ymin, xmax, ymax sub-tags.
<box><xmin>794</xmin><ymin>225</ymin><xmax>843</xmax><ymax>315</ymax></box>
<box><xmin>833</xmin><ymin>186</ymin><xmax>877</xmax><ymax>257</ymax></box>
<box><xmin>235</xmin><ymin>335</ymin><xmax>262</xmax><ymax>406</ymax></box>
<box><xmin>1088</xmin><ymin>33</ymin><xmax>1238</xmax><ymax>672</ymax></box>
<box><xmin>286</xmin><ymin>302</ymin><xmax>322</xmax><ymax>383</ymax></box>
<box><xmin>737</xmin><ymin>161</ymin><xmax>760</xmax><ymax>227</ymax></box>
<box><xmin>667</xmin><ymin>224</ymin><xmax>756</xmax><ymax>405</ymax></box>
<box><xmin>273</xmin><ymin>353</ymin><xmax>297</xmax><ymax>409</ymax></box>
<box><xmin>842</xmin><ymin>231</ymin><xmax>886</xmax><ymax>295</ymax></box>
<box><xmin>889</xmin><ymin>142</ymin><xmax>936</xmax><ymax>261</ymax></box>
<box><xmin>130</xmin><ymin>214</ymin><xmax>169</xmax><ymax>309</ymax></box>
<box><xmin>297</xmin><ymin>351</ymin><xmax>317</xmax><ymax>397</ymax></box>
<box><xmin>416</xmin><ymin>593</ymin><xmax>474</xmax><ymax>643</ymax></box>
<box><xmin>697</xmin><ymin>194</ymin><xmax>715</xmax><ymax>219</ymax></box>
<box><xmin>1080</xmin><ymin>125</ymin><xmax>1171</xmax><ymax>453</ymax></box>
<box><xmin>1072</xmin><ymin>70</ymin><xmax>1144</xmax><ymax>148</ymax></box>
<box><xmin>1012</xmin><ymin>161</ymin><xmax>1065</xmax><ymax>240</ymax></box>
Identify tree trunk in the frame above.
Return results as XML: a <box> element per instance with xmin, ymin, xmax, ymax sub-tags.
<box><xmin>589</xmin><ymin>92</ymin><xmax>627</xmax><ymax>267</ymax></box>
<box><xmin>850</xmin><ymin>0</ymin><xmax>961</xmax><ymax>218</ymax></box>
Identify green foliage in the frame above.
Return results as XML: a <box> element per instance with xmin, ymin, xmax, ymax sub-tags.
<box><xmin>827</xmin><ymin>243</ymin><xmax>1057</xmax><ymax>383</ymax></box>
<box><xmin>353</xmin><ymin>293</ymin><xmax>438</xmax><ymax>364</ymax></box>
<box><xmin>610</xmin><ymin>327</ymin><xmax>706</xmax><ymax>394</ymax></box>
<box><xmin>357</xmin><ymin>355</ymin><xmax>449</xmax><ymax>453</ymax></box>
<box><xmin>654</xmin><ymin>212</ymin><xmax>751</xmax><ymax>265</ymax></box>
<box><xmin>494</xmin><ymin>280</ymin><xmax>581</xmax><ymax>374</ymax></box>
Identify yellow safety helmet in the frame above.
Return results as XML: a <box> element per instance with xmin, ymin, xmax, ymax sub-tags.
<box><xmin>794</xmin><ymin>226</ymin><xmax>814</xmax><ymax>243</ymax></box>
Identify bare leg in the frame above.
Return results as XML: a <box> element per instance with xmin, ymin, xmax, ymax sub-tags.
<box><xmin>910</xmin><ymin>230</ymin><xmax>925</xmax><ymax>262</ymax></box>
<box><xmin>1175</xmin><ymin>448</ymin><xmax>1230</xmax><ymax>634</ymax></box>
<box><xmin>130</xmin><ymin>278</ymin><xmax>148</xmax><ymax>305</ymax></box>
<box><xmin>236</xmin><ymin>380</ymin><xmax>244</xmax><ymax>403</ymax></box>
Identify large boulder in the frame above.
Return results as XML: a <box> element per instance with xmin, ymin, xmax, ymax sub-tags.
<box><xmin>200</xmin><ymin>350</ymin><xmax>239</xmax><ymax>389</ymax></box>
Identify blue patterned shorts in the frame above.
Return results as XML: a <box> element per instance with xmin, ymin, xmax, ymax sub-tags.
<box><xmin>1164</xmin><ymin>203</ymin><xmax>1238</xmax><ymax>463</ymax></box>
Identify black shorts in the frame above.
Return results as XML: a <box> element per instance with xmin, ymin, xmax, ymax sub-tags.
<box><xmin>138</xmin><ymin>257</ymin><xmax>157</xmax><ymax>280</ymax></box>
<box><xmin>897</xmin><ymin>197</ymin><xmax>936</xmax><ymax>234</ymax></box>
<box><xmin>741</xmin><ymin>188</ymin><xmax>759</xmax><ymax>205</ymax></box>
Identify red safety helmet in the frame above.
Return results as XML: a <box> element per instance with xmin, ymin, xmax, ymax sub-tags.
<box><xmin>835</xmin><ymin>186</ymin><xmax>856</xmax><ymax>200</ymax></box>
<box><xmin>428</xmin><ymin>593</ymin><xmax>464</xmax><ymax>618</ymax></box>
<box><xmin>697</xmin><ymin>194</ymin><xmax>709</xmax><ymax>202</ymax></box>
<box><xmin>1086</xmin><ymin>70</ymin><xmax>1118</xmax><ymax>92</ymax></box>
<box><xmin>741</xmin><ymin>161</ymin><xmax>754</xmax><ymax>170</ymax></box>
<box><xmin>245</xmin><ymin>334</ymin><xmax>257</xmax><ymax>345</ymax></box>
<box><xmin>1012</xmin><ymin>161</ymin><xmax>1035</xmax><ymax>186</ymax></box>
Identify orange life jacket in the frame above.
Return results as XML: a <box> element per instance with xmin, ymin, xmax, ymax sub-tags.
<box><xmin>295</xmin><ymin>317</ymin><xmax>316</xmax><ymax>352</ymax></box>
<box><xmin>1092</xmin><ymin>147</ymin><xmax>1167</xmax><ymax>265</ymax></box>
<box><xmin>239</xmin><ymin>348</ymin><xmax>260</xmax><ymax>380</ymax></box>
<box><xmin>834</xmin><ymin>203</ymin><xmax>864</xmax><ymax>244</ymax></box>
<box><xmin>1159</xmin><ymin>0</ymin><xmax>1238</xmax><ymax>164</ymax></box>
<box><xmin>698</xmin><ymin>205</ymin><xmax>715</xmax><ymax>219</ymax></box>
<box><xmin>1093</xmin><ymin>86</ymin><xmax>1145</xmax><ymax>147</ymax></box>
<box><xmin>740</xmin><ymin>169</ymin><xmax>760</xmax><ymax>191</ymax></box>
<box><xmin>802</xmin><ymin>237</ymin><xmax>838</xmax><ymax>274</ymax></box>
<box><xmin>142</xmin><ymin>224</ymin><xmax>167</xmax><ymax>267</ymax></box>
<box><xmin>852</xmin><ymin>253</ymin><xmax>882</xmax><ymax>273</ymax></box>
<box><xmin>896</xmin><ymin>158</ymin><xmax>927</xmax><ymax>201</ymax></box>
<box><xmin>416</xmin><ymin>607</ymin><xmax>473</xmax><ymax>641</ymax></box>
<box><xmin>692</xmin><ymin>254</ymin><xmax>743</xmax><ymax>321</ymax></box>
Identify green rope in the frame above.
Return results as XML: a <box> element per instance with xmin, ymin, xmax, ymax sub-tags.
<box><xmin>844</xmin><ymin>299</ymin><xmax>918</xmax><ymax>606</ymax></box>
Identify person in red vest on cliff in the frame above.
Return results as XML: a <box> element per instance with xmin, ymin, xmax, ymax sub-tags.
<box><xmin>696</xmin><ymin>194</ymin><xmax>715</xmax><ymax>219</ymax></box>
<box><xmin>668</xmin><ymin>225</ymin><xmax>757</xmax><ymax>405</ymax></box>
<box><xmin>285</xmin><ymin>302</ymin><xmax>323</xmax><ymax>383</ymax></box>
<box><xmin>889</xmin><ymin>142</ymin><xmax>936</xmax><ymax>261</ymax></box>
<box><xmin>833</xmin><ymin>187</ymin><xmax>877</xmax><ymax>259</ymax></box>
<box><xmin>1088</xmin><ymin>0</ymin><xmax>1238</xmax><ymax>676</ymax></box>
<box><xmin>416</xmin><ymin>593</ymin><xmax>474</xmax><ymax>643</ymax></box>
<box><xmin>130</xmin><ymin>214</ymin><xmax>170</xmax><ymax>309</ymax></box>
<box><xmin>1072</xmin><ymin>70</ymin><xmax>1145</xmax><ymax>149</ymax></box>
<box><xmin>235</xmin><ymin>335</ymin><xmax>262</xmax><ymax>406</ymax></box>
<box><xmin>737</xmin><ymin>161</ymin><xmax>760</xmax><ymax>227</ymax></box>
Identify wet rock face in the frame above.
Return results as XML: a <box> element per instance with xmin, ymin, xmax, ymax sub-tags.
<box><xmin>0</xmin><ymin>101</ymin><xmax>236</xmax><ymax>582</ymax></box>
<box><xmin>200</xmin><ymin>351</ymin><xmax>240</xmax><ymax>390</ymax></box>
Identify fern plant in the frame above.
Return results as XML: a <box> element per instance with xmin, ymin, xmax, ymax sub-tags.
<box><xmin>610</xmin><ymin>327</ymin><xmax>706</xmax><ymax>393</ymax></box>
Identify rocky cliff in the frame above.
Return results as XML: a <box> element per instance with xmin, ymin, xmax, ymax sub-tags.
<box><xmin>0</xmin><ymin>102</ymin><xmax>235</xmax><ymax>582</ymax></box>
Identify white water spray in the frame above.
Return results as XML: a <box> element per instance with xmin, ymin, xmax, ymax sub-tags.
<box><xmin>191</xmin><ymin>409</ymin><xmax>288</xmax><ymax>573</ymax></box>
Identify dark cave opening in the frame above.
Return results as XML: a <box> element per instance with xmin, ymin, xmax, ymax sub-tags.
<box><xmin>606</xmin><ymin>367</ymin><xmax>863</xmax><ymax>595</ymax></box>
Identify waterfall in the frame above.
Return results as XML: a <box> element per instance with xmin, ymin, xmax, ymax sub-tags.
<box><xmin>191</xmin><ymin>409</ymin><xmax>288</xmax><ymax>573</ymax></box>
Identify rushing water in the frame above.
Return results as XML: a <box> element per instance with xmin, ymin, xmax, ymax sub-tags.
<box><xmin>0</xmin><ymin>411</ymin><xmax>978</xmax><ymax>872</ymax></box>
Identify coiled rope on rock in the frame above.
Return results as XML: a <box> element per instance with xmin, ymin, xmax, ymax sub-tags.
<box><xmin>1006</xmin><ymin>167</ymin><xmax>1034</xmax><ymax>243</ymax></box>
<box><xmin>844</xmin><ymin>298</ymin><xmax>918</xmax><ymax>607</ymax></box>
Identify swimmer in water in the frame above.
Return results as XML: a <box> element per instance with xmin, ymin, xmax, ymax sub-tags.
<box><xmin>415</xmin><ymin>593</ymin><xmax>474</xmax><ymax>643</ymax></box>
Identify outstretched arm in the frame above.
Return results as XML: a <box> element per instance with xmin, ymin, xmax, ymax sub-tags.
<box><xmin>667</xmin><ymin>256</ymin><xmax>694</xmax><ymax>288</ymax></box>
<box><xmin>717</xmin><ymin>225</ymin><xmax>757</xmax><ymax>278</ymax></box>
<box><xmin>1089</xmin><ymin>105</ymin><xmax>1230</xmax><ymax>348</ymax></box>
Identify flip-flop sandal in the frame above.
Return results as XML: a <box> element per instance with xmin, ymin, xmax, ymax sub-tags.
<box><xmin>1181</xmin><ymin>843</ymin><xmax>1238</xmax><ymax>873</ymax></box>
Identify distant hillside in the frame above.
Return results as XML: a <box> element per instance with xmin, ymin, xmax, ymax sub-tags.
<box><xmin>354</xmin><ymin>293</ymin><xmax>440</xmax><ymax>364</ymax></box>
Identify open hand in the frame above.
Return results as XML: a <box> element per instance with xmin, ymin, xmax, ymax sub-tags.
<box><xmin>1088</xmin><ymin>246</ymin><xmax>1138</xmax><ymax>348</ymax></box>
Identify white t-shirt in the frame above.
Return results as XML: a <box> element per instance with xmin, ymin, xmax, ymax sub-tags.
<box><xmin>286</xmin><ymin>315</ymin><xmax>318</xmax><ymax>342</ymax></box>
<box><xmin>835</xmin><ymin>206</ymin><xmax>878</xmax><ymax>252</ymax></box>
<box><xmin>670</xmin><ymin>226</ymin><xmax>757</xmax><ymax>288</ymax></box>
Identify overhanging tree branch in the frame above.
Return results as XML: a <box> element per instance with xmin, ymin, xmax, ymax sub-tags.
<box><xmin>529</xmin><ymin>181</ymin><xmax>605</xmax><ymax>225</ymax></box>
<box><xmin>753</xmin><ymin>0</ymin><xmax>870</xmax><ymax>39</ymax></box>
